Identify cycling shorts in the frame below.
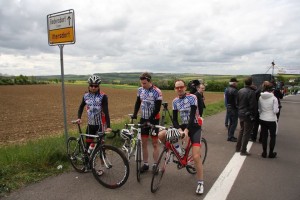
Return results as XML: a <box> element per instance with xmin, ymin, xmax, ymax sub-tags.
<box><xmin>85</xmin><ymin>124</ymin><xmax>102</xmax><ymax>143</ymax></box>
<box><xmin>140</xmin><ymin>118</ymin><xmax>159</xmax><ymax>138</ymax></box>
<box><xmin>181</xmin><ymin>124</ymin><xmax>202</xmax><ymax>146</ymax></box>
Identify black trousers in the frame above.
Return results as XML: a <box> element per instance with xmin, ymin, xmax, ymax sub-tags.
<box><xmin>237</xmin><ymin>118</ymin><xmax>253</xmax><ymax>153</ymax></box>
<box><xmin>259</xmin><ymin>120</ymin><xmax>277</xmax><ymax>154</ymax></box>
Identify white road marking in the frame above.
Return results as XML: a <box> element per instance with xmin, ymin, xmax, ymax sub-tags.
<box><xmin>204</xmin><ymin>142</ymin><xmax>253</xmax><ymax>200</ymax></box>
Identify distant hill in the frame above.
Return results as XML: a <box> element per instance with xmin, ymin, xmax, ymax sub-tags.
<box><xmin>34</xmin><ymin>72</ymin><xmax>241</xmax><ymax>83</ymax></box>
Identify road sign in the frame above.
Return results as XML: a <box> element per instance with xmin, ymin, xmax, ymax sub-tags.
<box><xmin>47</xmin><ymin>9</ymin><xmax>75</xmax><ymax>45</ymax></box>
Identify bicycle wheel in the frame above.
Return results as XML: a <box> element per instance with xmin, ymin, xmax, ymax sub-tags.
<box><xmin>201</xmin><ymin>137</ymin><xmax>208</xmax><ymax>164</ymax></box>
<box><xmin>136</xmin><ymin>140</ymin><xmax>142</xmax><ymax>182</ymax></box>
<box><xmin>151</xmin><ymin>148</ymin><xmax>169</xmax><ymax>193</ymax></box>
<box><xmin>91</xmin><ymin>144</ymin><xmax>130</xmax><ymax>189</ymax></box>
<box><xmin>67</xmin><ymin>137</ymin><xmax>86</xmax><ymax>173</ymax></box>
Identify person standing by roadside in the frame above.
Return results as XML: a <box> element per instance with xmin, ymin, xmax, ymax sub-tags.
<box><xmin>224</xmin><ymin>87</ymin><xmax>230</xmax><ymax>128</ymax></box>
<box><xmin>259</xmin><ymin>81</ymin><xmax>279</xmax><ymax>158</ymax></box>
<box><xmin>236</xmin><ymin>77</ymin><xmax>257</xmax><ymax>155</ymax></box>
<box><xmin>77</xmin><ymin>75</ymin><xmax>112</xmax><ymax>172</ymax></box>
<box><xmin>132</xmin><ymin>72</ymin><xmax>162</xmax><ymax>172</ymax></box>
<box><xmin>189</xmin><ymin>80</ymin><xmax>205</xmax><ymax>117</ymax></box>
<box><xmin>271</xmin><ymin>80</ymin><xmax>283</xmax><ymax>121</ymax></box>
<box><xmin>159</xmin><ymin>80</ymin><xmax>204</xmax><ymax>194</ymax></box>
<box><xmin>225</xmin><ymin>77</ymin><xmax>239</xmax><ymax>142</ymax></box>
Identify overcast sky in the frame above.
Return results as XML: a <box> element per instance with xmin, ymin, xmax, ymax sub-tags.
<box><xmin>0</xmin><ymin>0</ymin><xmax>300</xmax><ymax>76</ymax></box>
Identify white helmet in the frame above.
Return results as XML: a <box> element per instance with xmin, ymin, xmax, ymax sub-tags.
<box><xmin>166</xmin><ymin>128</ymin><xmax>181</xmax><ymax>143</ymax></box>
<box><xmin>120</xmin><ymin>129</ymin><xmax>132</xmax><ymax>140</ymax></box>
<box><xmin>88</xmin><ymin>75</ymin><xmax>101</xmax><ymax>85</ymax></box>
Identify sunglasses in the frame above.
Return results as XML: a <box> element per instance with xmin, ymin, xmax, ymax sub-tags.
<box><xmin>175</xmin><ymin>86</ymin><xmax>185</xmax><ymax>90</ymax></box>
<box><xmin>89</xmin><ymin>85</ymin><xmax>99</xmax><ymax>88</ymax></box>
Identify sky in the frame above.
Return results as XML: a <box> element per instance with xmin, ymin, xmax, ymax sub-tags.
<box><xmin>1</xmin><ymin>0</ymin><xmax>300</xmax><ymax>76</ymax></box>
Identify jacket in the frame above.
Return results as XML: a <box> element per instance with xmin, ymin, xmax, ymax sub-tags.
<box><xmin>237</xmin><ymin>86</ymin><xmax>258</xmax><ymax>120</ymax></box>
<box><xmin>258</xmin><ymin>92</ymin><xmax>279</xmax><ymax>122</ymax></box>
<box><xmin>225</xmin><ymin>85</ymin><xmax>238</xmax><ymax>110</ymax></box>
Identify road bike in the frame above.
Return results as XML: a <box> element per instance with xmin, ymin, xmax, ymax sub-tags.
<box><xmin>158</xmin><ymin>101</ymin><xmax>207</xmax><ymax>164</ymax></box>
<box><xmin>67</xmin><ymin>120</ymin><xmax>130</xmax><ymax>189</ymax></box>
<box><xmin>119</xmin><ymin>114</ymin><xmax>157</xmax><ymax>182</ymax></box>
<box><xmin>150</xmin><ymin>125</ymin><xmax>207</xmax><ymax>193</ymax></box>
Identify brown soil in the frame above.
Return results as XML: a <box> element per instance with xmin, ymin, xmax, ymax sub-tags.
<box><xmin>0</xmin><ymin>85</ymin><xmax>223</xmax><ymax>145</ymax></box>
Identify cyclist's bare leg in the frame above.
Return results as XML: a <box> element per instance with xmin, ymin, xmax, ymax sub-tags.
<box><xmin>158</xmin><ymin>130</ymin><xmax>167</xmax><ymax>143</ymax></box>
<box><xmin>142</xmin><ymin>137</ymin><xmax>149</xmax><ymax>164</ymax></box>
<box><xmin>192</xmin><ymin>145</ymin><xmax>203</xmax><ymax>180</ymax></box>
<box><xmin>152</xmin><ymin>137</ymin><xmax>159</xmax><ymax>163</ymax></box>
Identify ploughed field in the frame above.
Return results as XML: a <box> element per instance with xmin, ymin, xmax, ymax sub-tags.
<box><xmin>0</xmin><ymin>85</ymin><xmax>223</xmax><ymax>145</ymax></box>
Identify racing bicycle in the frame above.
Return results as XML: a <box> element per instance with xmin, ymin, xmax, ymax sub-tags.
<box><xmin>150</xmin><ymin>125</ymin><xmax>207</xmax><ymax>193</ymax></box>
<box><xmin>67</xmin><ymin>120</ymin><xmax>130</xmax><ymax>189</ymax></box>
<box><xmin>119</xmin><ymin>114</ymin><xmax>157</xmax><ymax>182</ymax></box>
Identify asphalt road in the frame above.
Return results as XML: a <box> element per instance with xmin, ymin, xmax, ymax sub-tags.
<box><xmin>3</xmin><ymin>95</ymin><xmax>300</xmax><ymax>200</ymax></box>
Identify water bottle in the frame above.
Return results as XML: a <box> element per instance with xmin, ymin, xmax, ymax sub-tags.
<box><xmin>175</xmin><ymin>143</ymin><xmax>184</xmax><ymax>157</ymax></box>
<box><xmin>88</xmin><ymin>143</ymin><xmax>95</xmax><ymax>154</ymax></box>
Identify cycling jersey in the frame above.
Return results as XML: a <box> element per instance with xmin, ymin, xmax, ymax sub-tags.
<box><xmin>78</xmin><ymin>91</ymin><xmax>110</xmax><ymax>127</ymax></box>
<box><xmin>134</xmin><ymin>85</ymin><xmax>163</xmax><ymax>119</ymax></box>
<box><xmin>172</xmin><ymin>93</ymin><xmax>199</xmax><ymax>125</ymax></box>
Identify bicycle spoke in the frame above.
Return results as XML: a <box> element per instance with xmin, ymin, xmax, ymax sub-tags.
<box><xmin>67</xmin><ymin>137</ymin><xmax>86</xmax><ymax>173</ymax></box>
<box><xmin>151</xmin><ymin>148</ymin><xmax>168</xmax><ymax>193</ymax></box>
<box><xmin>91</xmin><ymin>145</ymin><xmax>130</xmax><ymax>189</ymax></box>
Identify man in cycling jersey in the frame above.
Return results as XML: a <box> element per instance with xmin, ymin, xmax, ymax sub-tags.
<box><xmin>77</xmin><ymin>75</ymin><xmax>112</xmax><ymax>153</ymax></box>
<box><xmin>132</xmin><ymin>72</ymin><xmax>163</xmax><ymax>173</ymax></box>
<box><xmin>158</xmin><ymin>79</ymin><xmax>204</xmax><ymax>195</ymax></box>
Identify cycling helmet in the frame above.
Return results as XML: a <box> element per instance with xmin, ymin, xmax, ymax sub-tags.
<box><xmin>120</xmin><ymin>129</ymin><xmax>133</xmax><ymax>140</ymax></box>
<box><xmin>166</xmin><ymin>128</ymin><xmax>181</xmax><ymax>143</ymax></box>
<box><xmin>88</xmin><ymin>75</ymin><xmax>101</xmax><ymax>85</ymax></box>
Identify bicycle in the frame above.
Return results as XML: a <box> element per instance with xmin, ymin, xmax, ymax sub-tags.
<box><xmin>150</xmin><ymin>125</ymin><xmax>208</xmax><ymax>193</ymax></box>
<box><xmin>67</xmin><ymin>120</ymin><xmax>130</xmax><ymax>189</ymax></box>
<box><xmin>117</xmin><ymin>114</ymin><xmax>158</xmax><ymax>182</ymax></box>
<box><xmin>158</xmin><ymin>101</ymin><xmax>207</xmax><ymax>165</ymax></box>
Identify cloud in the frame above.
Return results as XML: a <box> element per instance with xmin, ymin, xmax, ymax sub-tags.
<box><xmin>0</xmin><ymin>0</ymin><xmax>300</xmax><ymax>76</ymax></box>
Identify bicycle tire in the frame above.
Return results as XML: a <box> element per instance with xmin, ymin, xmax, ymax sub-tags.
<box><xmin>151</xmin><ymin>148</ymin><xmax>168</xmax><ymax>193</ymax></box>
<box><xmin>136</xmin><ymin>140</ymin><xmax>142</xmax><ymax>182</ymax></box>
<box><xmin>67</xmin><ymin>137</ymin><xmax>86</xmax><ymax>173</ymax></box>
<box><xmin>201</xmin><ymin>137</ymin><xmax>208</xmax><ymax>164</ymax></box>
<box><xmin>91</xmin><ymin>144</ymin><xmax>130</xmax><ymax>189</ymax></box>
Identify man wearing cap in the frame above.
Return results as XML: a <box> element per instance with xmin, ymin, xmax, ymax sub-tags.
<box><xmin>225</xmin><ymin>77</ymin><xmax>239</xmax><ymax>142</ymax></box>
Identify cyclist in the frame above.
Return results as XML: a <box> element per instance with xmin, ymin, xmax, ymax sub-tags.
<box><xmin>77</xmin><ymin>75</ymin><xmax>112</xmax><ymax>172</ymax></box>
<box><xmin>158</xmin><ymin>79</ymin><xmax>204</xmax><ymax>195</ymax></box>
<box><xmin>132</xmin><ymin>72</ymin><xmax>163</xmax><ymax>173</ymax></box>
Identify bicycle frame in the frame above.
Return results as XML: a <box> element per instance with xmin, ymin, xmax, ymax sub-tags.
<box><xmin>165</xmin><ymin>138</ymin><xmax>193</xmax><ymax>168</ymax></box>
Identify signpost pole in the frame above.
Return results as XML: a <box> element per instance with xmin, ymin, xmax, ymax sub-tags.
<box><xmin>47</xmin><ymin>9</ymin><xmax>75</xmax><ymax>144</ymax></box>
<box><xmin>59</xmin><ymin>44</ymin><xmax>69</xmax><ymax>143</ymax></box>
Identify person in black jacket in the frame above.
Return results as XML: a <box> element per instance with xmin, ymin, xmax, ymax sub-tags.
<box><xmin>225</xmin><ymin>77</ymin><xmax>239</xmax><ymax>142</ymax></box>
<box><xmin>189</xmin><ymin>80</ymin><xmax>205</xmax><ymax>117</ymax></box>
<box><xmin>236</xmin><ymin>77</ymin><xmax>257</xmax><ymax>156</ymax></box>
<box><xmin>271</xmin><ymin>80</ymin><xmax>284</xmax><ymax>121</ymax></box>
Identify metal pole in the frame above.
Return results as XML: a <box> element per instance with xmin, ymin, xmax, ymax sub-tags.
<box><xmin>59</xmin><ymin>44</ymin><xmax>69</xmax><ymax>143</ymax></box>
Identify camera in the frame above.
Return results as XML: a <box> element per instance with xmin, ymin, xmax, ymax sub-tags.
<box><xmin>162</xmin><ymin>102</ymin><xmax>168</xmax><ymax>109</ymax></box>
